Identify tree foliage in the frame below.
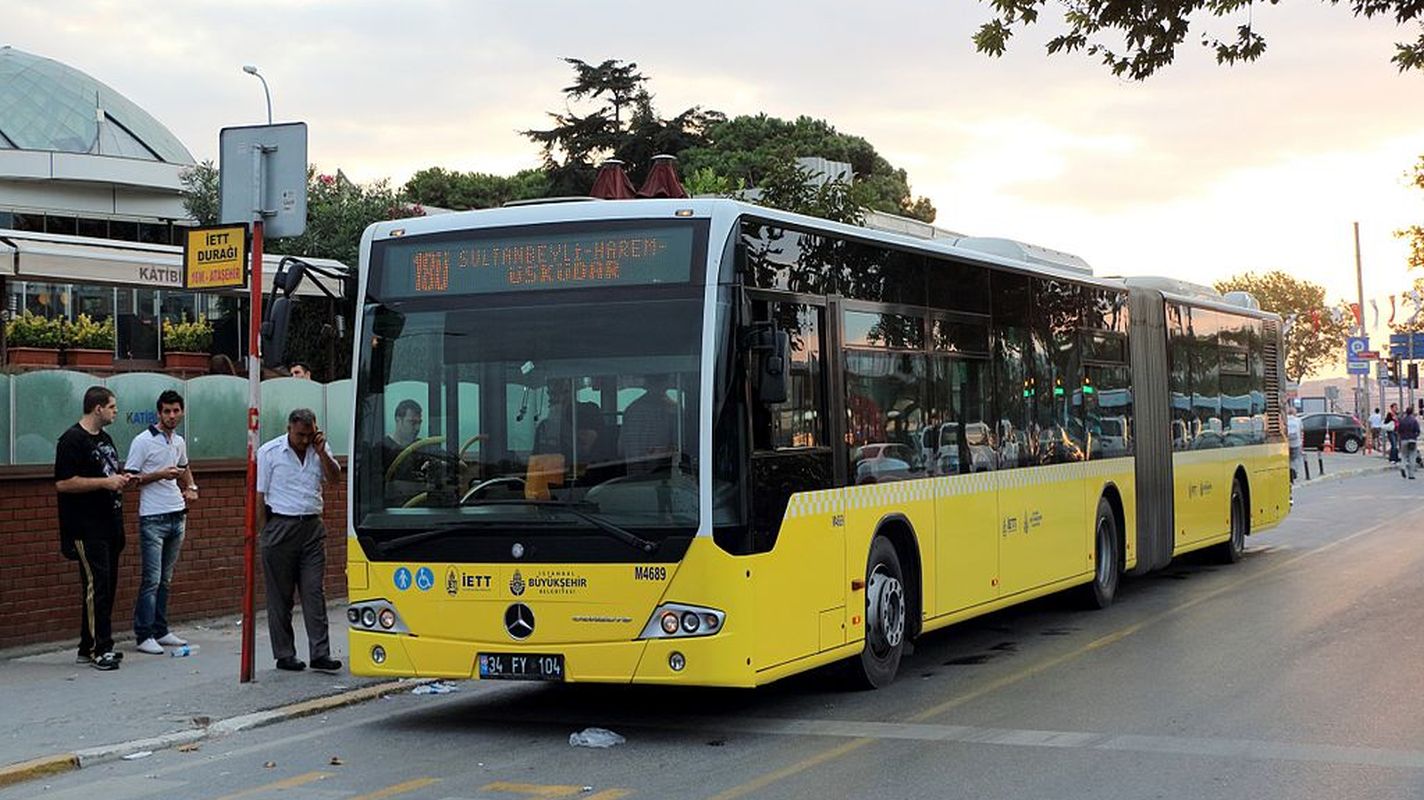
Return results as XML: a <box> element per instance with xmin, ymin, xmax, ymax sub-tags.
<box><xmin>1215</xmin><ymin>271</ymin><xmax>1352</xmax><ymax>379</ymax></box>
<box><xmin>522</xmin><ymin>58</ymin><xmax>724</xmax><ymax>195</ymax></box>
<box><xmin>179</xmin><ymin>160</ymin><xmax>220</xmax><ymax>225</ymax></box>
<box><xmin>974</xmin><ymin>1</ymin><xmax>1424</xmax><ymax>80</ymax></box>
<box><xmin>680</xmin><ymin>114</ymin><xmax>937</xmax><ymax>222</ymax></box>
<box><xmin>403</xmin><ymin>167</ymin><xmax>550</xmax><ymax>210</ymax></box>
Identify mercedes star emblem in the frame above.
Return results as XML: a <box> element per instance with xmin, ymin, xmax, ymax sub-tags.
<box><xmin>504</xmin><ymin>603</ymin><xmax>535</xmax><ymax>640</ymax></box>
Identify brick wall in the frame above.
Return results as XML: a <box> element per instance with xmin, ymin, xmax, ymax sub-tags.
<box><xmin>0</xmin><ymin>464</ymin><xmax>347</xmax><ymax>651</ymax></box>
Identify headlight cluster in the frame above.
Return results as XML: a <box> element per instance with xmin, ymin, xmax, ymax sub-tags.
<box><xmin>639</xmin><ymin>602</ymin><xmax>725</xmax><ymax>639</ymax></box>
<box><xmin>346</xmin><ymin>600</ymin><xmax>409</xmax><ymax>634</ymax></box>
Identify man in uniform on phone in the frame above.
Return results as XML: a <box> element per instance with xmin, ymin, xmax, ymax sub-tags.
<box><xmin>256</xmin><ymin>408</ymin><xmax>342</xmax><ymax>673</ymax></box>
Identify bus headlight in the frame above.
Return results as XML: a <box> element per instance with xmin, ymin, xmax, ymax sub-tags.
<box><xmin>378</xmin><ymin>608</ymin><xmax>396</xmax><ymax>629</ymax></box>
<box><xmin>640</xmin><ymin>603</ymin><xmax>725</xmax><ymax>639</ymax></box>
<box><xmin>361</xmin><ymin>608</ymin><xmax>378</xmax><ymax>628</ymax></box>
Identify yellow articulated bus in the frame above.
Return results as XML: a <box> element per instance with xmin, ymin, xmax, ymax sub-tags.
<box><xmin>344</xmin><ymin>198</ymin><xmax>1290</xmax><ymax>688</ymax></box>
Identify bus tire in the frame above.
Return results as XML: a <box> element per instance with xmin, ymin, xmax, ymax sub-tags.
<box><xmin>850</xmin><ymin>536</ymin><xmax>907</xmax><ymax>689</ymax></box>
<box><xmin>1080</xmin><ymin>497</ymin><xmax>1120</xmax><ymax>610</ymax></box>
<box><xmin>1213</xmin><ymin>479</ymin><xmax>1247</xmax><ymax>564</ymax></box>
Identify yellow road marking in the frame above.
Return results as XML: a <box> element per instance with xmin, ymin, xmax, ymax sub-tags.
<box><xmin>480</xmin><ymin>781</ymin><xmax>586</xmax><ymax>797</ymax></box>
<box><xmin>584</xmin><ymin>790</ymin><xmax>632</xmax><ymax>800</ymax></box>
<box><xmin>348</xmin><ymin>777</ymin><xmax>441</xmax><ymax>799</ymax></box>
<box><xmin>212</xmin><ymin>770</ymin><xmax>331</xmax><ymax>799</ymax></box>
<box><xmin>708</xmin><ymin>517</ymin><xmax>1397</xmax><ymax>799</ymax></box>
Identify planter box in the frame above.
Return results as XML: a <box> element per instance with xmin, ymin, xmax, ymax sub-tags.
<box><xmin>164</xmin><ymin>351</ymin><xmax>210</xmax><ymax>371</ymax></box>
<box><xmin>64</xmin><ymin>348</ymin><xmax>114</xmax><ymax>369</ymax></box>
<box><xmin>7</xmin><ymin>347</ymin><xmax>61</xmax><ymax>366</ymax></box>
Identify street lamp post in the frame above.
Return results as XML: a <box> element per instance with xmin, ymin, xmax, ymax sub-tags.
<box><xmin>238</xmin><ymin>63</ymin><xmax>271</xmax><ymax>683</ymax></box>
<box><xmin>241</xmin><ymin>64</ymin><xmax>272</xmax><ymax>125</ymax></box>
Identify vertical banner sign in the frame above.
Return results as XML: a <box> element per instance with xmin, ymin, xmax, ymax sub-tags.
<box><xmin>183</xmin><ymin>224</ymin><xmax>249</xmax><ymax>289</ymax></box>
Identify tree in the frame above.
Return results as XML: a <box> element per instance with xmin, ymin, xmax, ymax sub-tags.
<box><xmin>403</xmin><ymin>167</ymin><xmax>550</xmax><ymax>210</ymax></box>
<box><xmin>179</xmin><ymin>160</ymin><xmax>219</xmax><ymax>225</ymax></box>
<box><xmin>973</xmin><ymin>1</ymin><xmax>1424</xmax><ymax>80</ymax></box>
<box><xmin>1215</xmin><ymin>271</ymin><xmax>1352</xmax><ymax>379</ymax></box>
<box><xmin>679</xmin><ymin>114</ymin><xmax>937</xmax><ymax>222</ymax></box>
<box><xmin>523</xmin><ymin>58</ymin><xmax>723</xmax><ymax>195</ymax></box>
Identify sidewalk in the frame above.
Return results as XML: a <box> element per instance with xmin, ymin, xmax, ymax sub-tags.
<box><xmin>0</xmin><ymin>604</ymin><xmax>419</xmax><ymax>787</ymax></box>
<box><xmin>1294</xmin><ymin>450</ymin><xmax>1401</xmax><ymax>487</ymax></box>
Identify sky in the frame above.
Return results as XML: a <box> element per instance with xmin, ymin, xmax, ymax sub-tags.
<box><xmin>9</xmin><ymin>1</ymin><xmax>1424</xmax><ymax>362</ymax></box>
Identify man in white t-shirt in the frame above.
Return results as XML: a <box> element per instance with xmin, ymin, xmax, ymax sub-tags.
<box><xmin>1286</xmin><ymin>405</ymin><xmax>1303</xmax><ymax>482</ymax></box>
<box><xmin>125</xmin><ymin>390</ymin><xmax>198</xmax><ymax>655</ymax></box>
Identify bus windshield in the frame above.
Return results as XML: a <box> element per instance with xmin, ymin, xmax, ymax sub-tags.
<box><xmin>353</xmin><ymin>294</ymin><xmax>703</xmax><ymax>538</ymax></box>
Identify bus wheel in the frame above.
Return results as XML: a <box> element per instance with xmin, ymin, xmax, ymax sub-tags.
<box><xmin>851</xmin><ymin>536</ymin><xmax>906</xmax><ymax>689</ymax></box>
<box><xmin>1214</xmin><ymin>480</ymin><xmax>1247</xmax><ymax>564</ymax></box>
<box><xmin>1080</xmin><ymin>497</ymin><xmax>1120</xmax><ymax>609</ymax></box>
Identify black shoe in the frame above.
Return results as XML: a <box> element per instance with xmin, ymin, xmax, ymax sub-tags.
<box><xmin>92</xmin><ymin>652</ymin><xmax>120</xmax><ymax>671</ymax></box>
<box><xmin>76</xmin><ymin>653</ymin><xmax>91</xmax><ymax>664</ymax></box>
<box><xmin>276</xmin><ymin>657</ymin><xmax>306</xmax><ymax>671</ymax></box>
<box><xmin>309</xmin><ymin>657</ymin><xmax>342</xmax><ymax>673</ymax></box>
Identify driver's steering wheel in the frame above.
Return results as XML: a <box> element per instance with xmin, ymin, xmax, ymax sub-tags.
<box><xmin>387</xmin><ymin>434</ymin><xmax>486</xmax><ymax>508</ymax></box>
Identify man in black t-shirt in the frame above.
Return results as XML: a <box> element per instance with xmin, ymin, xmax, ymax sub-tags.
<box><xmin>55</xmin><ymin>386</ymin><xmax>134</xmax><ymax>671</ymax></box>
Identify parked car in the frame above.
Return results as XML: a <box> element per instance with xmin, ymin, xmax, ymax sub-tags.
<box><xmin>1299</xmin><ymin>413</ymin><xmax>1365</xmax><ymax>453</ymax></box>
<box><xmin>852</xmin><ymin>442</ymin><xmax>921</xmax><ymax>484</ymax></box>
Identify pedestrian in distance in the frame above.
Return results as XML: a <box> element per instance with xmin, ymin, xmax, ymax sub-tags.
<box><xmin>125</xmin><ymin>390</ymin><xmax>198</xmax><ymax>655</ymax></box>
<box><xmin>1384</xmin><ymin>403</ymin><xmax>1400</xmax><ymax>463</ymax></box>
<box><xmin>256</xmin><ymin>408</ymin><xmax>342</xmax><ymax>673</ymax></box>
<box><xmin>1368</xmin><ymin>407</ymin><xmax>1383</xmax><ymax>456</ymax></box>
<box><xmin>1399</xmin><ymin>408</ymin><xmax>1420</xmax><ymax>481</ymax></box>
<box><xmin>54</xmin><ymin>386</ymin><xmax>134</xmax><ymax>671</ymax></box>
<box><xmin>1286</xmin><ymin>404</ymin><xmax>1303</xmax><ymax>483</ymax></box>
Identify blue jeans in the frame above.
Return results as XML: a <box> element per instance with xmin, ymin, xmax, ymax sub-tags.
<box><xmin>134</xmin><ymin>511</ymin><xmax>186</xmax><ymax>641</ymax></box>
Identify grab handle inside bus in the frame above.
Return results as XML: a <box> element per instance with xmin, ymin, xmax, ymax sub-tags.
<box><xmin>743</xmin><ymin>322</ymin><xmax>789</xmax><ymax>405</ymax></box>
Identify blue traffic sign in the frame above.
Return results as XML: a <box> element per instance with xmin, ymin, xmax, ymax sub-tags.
<box><xmin>1389</xmin><ymin>332</ymin><xmax>1424</xmax><ymax>358</ymax></box>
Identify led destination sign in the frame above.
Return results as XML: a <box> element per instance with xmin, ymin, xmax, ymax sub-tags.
<box><xmin>378</xmin><ymin>224</ymin><xmax>695</xmax><ymax>298</ymax></box>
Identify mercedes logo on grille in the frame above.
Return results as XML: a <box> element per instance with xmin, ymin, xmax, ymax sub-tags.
<box><xmin>504</xmin><ymin>603</ymin><xmax>535</xmax><ymax>640</ymax></box>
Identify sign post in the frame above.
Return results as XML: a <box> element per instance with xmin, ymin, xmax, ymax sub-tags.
<box><xmin>220</xmin><ymin>123</ymin><xmax>307</xmax><ymax>683</ymax></box>
<box><xmin>1345</xmin><ymin>336</ymin><xmax>1370</xmax><ymax>377</ymax></box>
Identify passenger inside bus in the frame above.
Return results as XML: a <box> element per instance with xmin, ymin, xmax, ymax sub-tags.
<box><xmin>620</xmin><ymin>373</ymin><xmax>679</xmax><ymax>472</ymax></box>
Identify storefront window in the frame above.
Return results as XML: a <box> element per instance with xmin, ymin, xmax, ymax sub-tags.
<box><xmin>74</xmin><ymin>284</ymin><xmax>114</xmax><ymax>322</ymax></box>
<box><xmin>23</xmin><ymin>281</ymin><xmax>70</xmax><ymax>319</ymax></box>
<box><xmin>117</xmin><ymin>288</ymin><xmax>160</xmax><ymax>360</ymax></box>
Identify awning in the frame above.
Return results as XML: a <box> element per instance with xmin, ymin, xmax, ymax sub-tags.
<box><xmin>0</xmin><ymin>229</ymin><xmax>348</xmax><ymax>298</ymax></box>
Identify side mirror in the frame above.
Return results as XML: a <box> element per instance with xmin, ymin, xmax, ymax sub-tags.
<box><xmin>743</xmin><ymin>322</ymin><xmax>789</xmax><ymax>405</ymax></box>
<box><xmin>261</xmin><ymin>295</ymin><xmax>292</xmax><ymax>370</ymax></box>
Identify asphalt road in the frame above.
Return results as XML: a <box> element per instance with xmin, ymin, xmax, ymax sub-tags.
<box><xmin>12</xmin><ymin>472</ymin><xmax>1424</xmax><ymax>800</ymax></box>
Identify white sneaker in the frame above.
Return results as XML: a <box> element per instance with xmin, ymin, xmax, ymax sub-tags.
<box><xmin>156</xmin><ymin>633</ymin><xmax>188</xmax><ymax>647</ymax></box>
<box><xmin>136</xmin><ymin>638</ymin><xmax>164</xmax><ymax>655</ymax></box>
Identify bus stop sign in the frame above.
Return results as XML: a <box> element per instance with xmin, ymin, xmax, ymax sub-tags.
<box><xmin>219</xmin><ymin>122</ymin><xmax>308</xmax><ymax>238</ymax></box>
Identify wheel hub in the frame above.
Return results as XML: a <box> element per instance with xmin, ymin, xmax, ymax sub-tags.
<box><xmin>866</xmin><ymin>568</ymin><xmax>904</xmax><ymax>653</ymax></box>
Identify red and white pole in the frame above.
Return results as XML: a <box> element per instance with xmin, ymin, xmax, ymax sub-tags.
<box><xmin>240</xmin><ymin>219</ymin><xmax>264</xmax><ymax>683</ymax></box>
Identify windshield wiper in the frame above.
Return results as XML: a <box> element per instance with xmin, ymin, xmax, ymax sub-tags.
<box><xmin>466</xmin><ymin>499</ymin><xmax>659</xmax><ymax>554</ymax></box>
<box><xmin>370</xmin><ymin>521</ymin><xmax>506</xmax><ymax>557</ymax></box>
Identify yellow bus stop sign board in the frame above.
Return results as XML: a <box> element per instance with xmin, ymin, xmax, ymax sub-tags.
<box><xmin>184</xmin><ymin>224</ymin><xmax>249</xmax><ymax>289</ymax></box>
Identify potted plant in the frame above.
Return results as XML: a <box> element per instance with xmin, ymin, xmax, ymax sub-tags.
<box><xmin>5</xmin><ymin>312</ymin><xmax>64</xmax><ymax>366</ymax></box>
<box><xmin>162</xmin><ymin>317</ymin><xmax>213</xmax><ymax>371</ymax></box>
<box><xmin>62</xmin><ymin>314</ymin><xmax>115</xmax><ymax>369</ymax></box>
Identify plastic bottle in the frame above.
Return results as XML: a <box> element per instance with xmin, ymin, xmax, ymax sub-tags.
<box><xmin>170</xmin><ymin>644</ymin><xmax>199</xmax><ymax>658</ymax></box>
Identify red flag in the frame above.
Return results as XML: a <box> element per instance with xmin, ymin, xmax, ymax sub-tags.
<box><xmin>1349</xmin><ymin>302</ymin><xmax>1362</xmax><ymax>328</ymax></box>
<box><xmin>1310</xmin><ymin>309</ymin><xmax>1321</xmax><ymax>332</ymax></box>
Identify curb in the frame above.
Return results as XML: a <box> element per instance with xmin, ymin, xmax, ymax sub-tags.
<box><xmin>0</xmin><ymin>678</ymin><xmax>431</xmax><ymax>788</ymax></box>
<box><xmin>0</xmin><ymin>754</ymin><xmax>79</xmax><ymax>790</ymax></box>
<box><xmin>1298</xmin><ymin>463</ymin><xmax>1397</xmax><ymax>486</ymax></box>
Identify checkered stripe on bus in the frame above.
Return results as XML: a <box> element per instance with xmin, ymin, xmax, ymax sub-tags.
<box><xmin>782</xmin><ymin>458</ymin><xmax>1133</xmax><ymax>520</ymax></box>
